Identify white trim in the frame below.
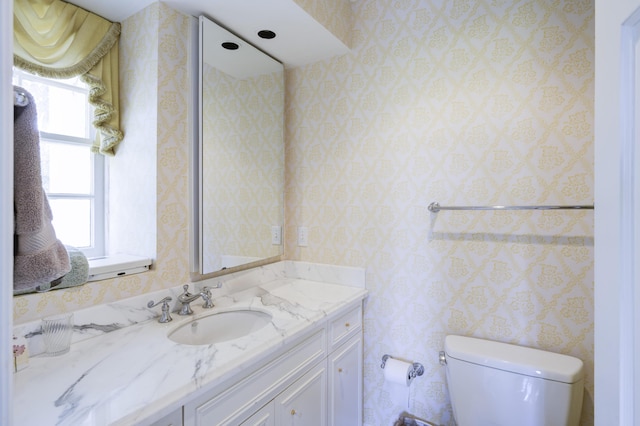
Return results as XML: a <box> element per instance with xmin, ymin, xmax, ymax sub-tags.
<box><xmin>621</xmin><ymin>17</ymin><xmax>636</xmax><ymax>426</ymax></box>
<box><xmin>595</xmin><ymin>1</ymin><xmax>640</xmax><ymax>424</ymax></box>
<box><xmin>87</xmin><ymin>254</ymin><xmax>152</xmax><ymax>281</ymax></box>
<box><xmin>619</xmin><ymin>15</ymin><xmax>636</xmax><ymax>426</ymax></box>
<box><xmin>189</xmin><ymin>14</ymin><xmax>200</xmax><ymax>276</ymax></box>
<box><xmin>620</xmin><ymin>9</ymin><xmax>640</xmax><ymax>425</ymax></box>
<box><xmin>1</xmin><ymin>0</ymin><xmax>13</xmax><ymax>422</ymax></box>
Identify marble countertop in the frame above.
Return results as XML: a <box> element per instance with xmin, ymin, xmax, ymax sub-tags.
<box><xmin>13</xmin><ymin>263</ymin><xmax>367</xmax><ymax>425</ymax></box>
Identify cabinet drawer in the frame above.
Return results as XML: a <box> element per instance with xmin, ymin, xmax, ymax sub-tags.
<box><xmin>185</xmin><ymin>328</ymin><xmax>326</xmax><ymax>426</ymax></box>
<box><xmin>328</xmin><ymin>304</ymin><xmax>362</xmax><ymax>351</ymax></box>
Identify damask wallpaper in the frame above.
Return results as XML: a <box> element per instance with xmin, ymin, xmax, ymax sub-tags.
<box><xmin>12</xmin><ymin>0</ymin><xmax>594</xmax><ymax>424</ymax></box>
<box><xmin>201</xmin><ymin>64</ymin><xmax>284</xmax><ymax>272</ymax></box>
<box><xmin>285</xmin><ymin>0</ymin><xmax>594</xmax><ymax>424</ymax></box>
<box><xmin>13</xmin><ymin>3</ymin><xmax>193</xmax><ymax>325</ymax></box>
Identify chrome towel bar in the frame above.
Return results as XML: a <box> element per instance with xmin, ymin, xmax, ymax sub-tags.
<box><xmin>14</xmin><ymin>88</ymin><xmax>29</xmax><ymax>107</ymax></box>
<box><xmin>428</xmin><ymin>201</ymin><xmax>594</xmax><ymax>213</ymax></box>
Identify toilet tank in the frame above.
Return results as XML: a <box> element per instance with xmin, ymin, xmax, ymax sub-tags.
<box><xmin>444</xmin><ymin>335</ymin><xmax>584</xmax><ymax>426</ymax></box>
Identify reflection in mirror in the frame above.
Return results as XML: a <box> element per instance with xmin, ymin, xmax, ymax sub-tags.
<box><xmin>194</xmin><ymin>16</ymin><xmax>285</xmax><ymax>278</ymax></box>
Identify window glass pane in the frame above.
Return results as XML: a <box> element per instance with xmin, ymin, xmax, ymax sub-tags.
<box><xmin>49</xmin><ymin>199</ymin><xmax>92</xmax><ymax>248</ymax></box>
<box><xmin>13</xmin><ymin>69</ymin><xmax>103</xmax><ymax>257</ymax></box>
<box><xmin>17</xmin><ymin>79</ymin><xmax>88</xmax><ymax>138</ymax></box>
<box><xmin>40</xmin><ymin>141</ymin><xmax>92</xmax><ymax>194</ymax></box>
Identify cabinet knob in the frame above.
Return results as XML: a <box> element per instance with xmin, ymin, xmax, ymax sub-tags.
<box><xmin>338</xmin><ymin>368</ymin><xmax>343</xmax><ymax>373</ymax></box>
<box><xmin>290</xmin><ymin>409</ymin><xmax>296</xmax><ymax>416</ymax></box>
<box><xmin>345</xmin><ymin>322</ymin><xmax>350</xmax><ymax>327</ymax></box>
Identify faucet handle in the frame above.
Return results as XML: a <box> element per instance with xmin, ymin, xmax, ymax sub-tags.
<box><xmin>201</xmin><ymin>282</ymin><xmax>222</xmax><ymax>309</ymax></box>
<box><xmin>147</xmin><ymin>297</ymin><xmax>173</xmax><ymax>323</ymax></box>
<box><xmin>202</xmin><ymin>284</ymin><xmax>221</xmax><ymax>294</ymax></box>
<box><xmin>201</xmin><ymin>286</ymin><xmax>214</xmax><ymax>309</ymax></box>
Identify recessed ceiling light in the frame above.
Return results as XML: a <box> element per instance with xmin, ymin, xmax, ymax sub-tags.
<box><xmin>257</xmin><ymin>30</ymin><xmax>276</xmax><ymax>40</ymax></box>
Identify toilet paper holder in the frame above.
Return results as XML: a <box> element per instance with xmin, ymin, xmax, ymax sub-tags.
<box><xmin>381</xmin><ymin>354</ymin><xmax>424</xmax><ymax>379</ymax></box>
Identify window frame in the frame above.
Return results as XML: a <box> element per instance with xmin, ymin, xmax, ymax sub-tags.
<box><xmin>12</xmin><ymin>68</ymin><xmax>106</xmax><ymax>258</ymax></box>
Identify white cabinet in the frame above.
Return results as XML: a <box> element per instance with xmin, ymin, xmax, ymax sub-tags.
<box><xmin>240</xmin><ymin>403</ymin><xmax>275</xmax><ymax>426</ymax></box>
<box><xmin>275</xmin><ymin>362</ymin><xmax>327</xmax><ymax>426</ymax></box>
<box><xmin>328</xmin><ymin>333</ymin><xmax>363</xmax><ymax>426</ymax></box>
<box><xmin>148</xmin><ymin>407</ymin><xmax>183</xmax><ymax>426</ymax></box>
<box><xmin>328</xmin><ymin>305</ymin><xmax>362</xmax><ymax>351</ymax></box>
<box><xmin>183</xmin><ymin>302</ymin><xmax>363</xmax><ymax>426</ymax></box>
<box><xmin>327</xmin><ymin>304</ymin><xmax>363</xmax><ymax>425</ymax></box>
<box><xmin>184</xmin><ymin>329</ymin><xmax>326</xmax><ymax>425</ymax></box>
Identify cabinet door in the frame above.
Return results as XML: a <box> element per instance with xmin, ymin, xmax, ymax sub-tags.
<box><xmin>275</xmin><ymin>362</ymin><xmax>327</xmax><ymax>426</ymax></box>
<box><xmin>328</xmin><ymin>334</ymin><xmax>362</xmax><ymax>426</ymax></box>
<box><xmin>240</xmin><ymin>403</ymin><xmax>275</xmax><ymax>426</ymax></box>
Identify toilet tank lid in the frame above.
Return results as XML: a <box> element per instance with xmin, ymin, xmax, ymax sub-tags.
<box><xmin>445</xmin><ymin>335</ymin><xmax>584</xmax><ymax>384</ymax></box>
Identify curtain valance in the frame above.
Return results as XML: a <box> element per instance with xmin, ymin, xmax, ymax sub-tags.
<box><xmin>13</xmin><ymin>0</ymin><xmax>123</xmax><ymax>155</ymax></box>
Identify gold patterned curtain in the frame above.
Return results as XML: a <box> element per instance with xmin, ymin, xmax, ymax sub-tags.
<box><xmin>13</xmin><ymin>0</ymin><xmax>123</xmax><ymax>156</ymax></box>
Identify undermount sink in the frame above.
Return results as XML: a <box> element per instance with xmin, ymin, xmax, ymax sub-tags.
<box><xmin>168</xmin><ymin>310</ymin><xmax>273</xmax><ymax>345</ymax></box>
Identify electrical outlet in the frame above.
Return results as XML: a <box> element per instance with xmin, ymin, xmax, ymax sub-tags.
<box><xmin>271</xmin><ymin>225</ymin><xmax>282</xmax><ymax>245</ymax></box>
<box><xmin>298</xmin><ymin>226</ymin><xmax>308</xmax><ymax>247</ymax></box>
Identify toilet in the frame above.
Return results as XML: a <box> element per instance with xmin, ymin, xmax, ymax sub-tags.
<box><xmin>442</xmin><ymin>335</ymin><xmax>584</xmax><ymax>426</ymax></box>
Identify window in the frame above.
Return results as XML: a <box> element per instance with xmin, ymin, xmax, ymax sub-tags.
<box><xmin>13</xmin><ymin>69</ymin><xmax>105</xmax><ymax>258</ymax></box>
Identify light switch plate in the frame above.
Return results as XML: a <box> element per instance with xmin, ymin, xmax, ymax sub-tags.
<box><xmin>297</xmin><ymin>226</ymin><xmax>308</xmax><ymax>247</ymax></box>
<box><xmin>271</xmin><ymin>226</ymin><xmax>282</xmax><ymax>245</ymax></box>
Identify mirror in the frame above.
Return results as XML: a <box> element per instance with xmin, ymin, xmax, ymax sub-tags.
<box><xmin>193</xmin><ymin>16</ymin><xmax>285</xmax><ymax>279</ymax></box>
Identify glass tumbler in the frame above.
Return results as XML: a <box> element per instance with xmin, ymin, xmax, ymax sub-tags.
<box><xmin>41</xmin><ymin>313</ymin><xmax>74</xmax><ymax>356</ymax></box>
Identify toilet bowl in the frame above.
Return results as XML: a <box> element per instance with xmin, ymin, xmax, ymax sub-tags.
<box><xmin>442</xmin><ymin>335</ymin><xmax>584</xmax><ymax>426</ymax></box>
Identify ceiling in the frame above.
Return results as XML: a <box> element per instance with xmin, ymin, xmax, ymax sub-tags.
<box><xmin>67</xmin><ymin>0</ymin><xmax>350</xmax><ymax>68</ymax></box>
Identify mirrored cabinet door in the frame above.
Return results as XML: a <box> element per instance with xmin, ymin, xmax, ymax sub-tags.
<box><xmin>193</xmin><ymin>16</ymin><xmax>285</xmax><ymax>278</ymax></box>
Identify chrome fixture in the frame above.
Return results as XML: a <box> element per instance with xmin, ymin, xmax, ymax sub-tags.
<box><xmin>177</xmin><ymin>284</ymin><xmax>220</xmax><ymax>315</ymax></box>
<box><xmin>147</xmin><ymin>297</ymin><xmax>173</xmax><ymax>323</ymax></box>
<box><xmin>428</xmin><ymin>201</ymin><xmax>594</xmax><ymax>213</ymax></box>
<box><xmin>396</xmin><ymin>413</ymin><xmax>438</xmax><ymax>426</ymax></box>
<box><xmin>14</xmin><ymin>88</ymin><xmax>28</xmax><ymax>107</ymax></box>
<box><xmin>381</xmin><ymin>354</ymin><xmax>425</xmax><ymax>379</ymax></box>
<box><xmin>439</xmin><ymin>351</ymin><xmax>447</xmax><ymax>366</ymax></box>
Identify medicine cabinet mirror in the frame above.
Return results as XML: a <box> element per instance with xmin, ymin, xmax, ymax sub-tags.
<box><xmin>192</xmin><ymin>16</ymin><xmax>285</xmax><ymax>280</ymax></box>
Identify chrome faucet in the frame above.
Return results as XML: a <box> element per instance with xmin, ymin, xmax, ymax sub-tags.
<box><xmin>147</xmin><ymin>296</ymin><xmax>173</xmax><ymax>323</ymax></box>
<box><xmin>177</xmin><ymin>284</ymin><xmax>219</xmax><ymax>315</ymax></box>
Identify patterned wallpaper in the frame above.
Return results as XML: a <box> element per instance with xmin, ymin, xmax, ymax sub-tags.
<box><xmin>285</xmin><ymin>0</ymin><xmax>594</xmax><ymax>425</ymax></box>
<box><xmin>13</xmin><ymin>3</ymin><xmax>193</xmax><ymax>324</ymax></box>
<box><xmin>201</xmin><ymin>64</ymin><xmax>284</xmax><ymax>272</ymax></box>
<box><xmin>12</xmin><ymin>0</ymin><xmax>595</xmax><ymax>425</ymax></box>
<box><xmin>110</xmin><ymin>2</ymin><xmax>158</xmax><ymax>262</ymax></box>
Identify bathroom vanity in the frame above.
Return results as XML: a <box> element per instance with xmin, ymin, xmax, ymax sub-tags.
<box><xmin>182</xmin><ymin>302</ymin><xmax>362</xmax><ymax>426</ymax></box>
<box><xmin>12</xmin><ymin>261</ymin><xmax>367</xmax><ymax>425</ymax></box>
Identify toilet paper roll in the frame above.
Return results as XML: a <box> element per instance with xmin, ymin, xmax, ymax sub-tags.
<box><xmin>384</xmin><ymin>358</ymin><xmax>415</xmax><ymax>387</ymax></box>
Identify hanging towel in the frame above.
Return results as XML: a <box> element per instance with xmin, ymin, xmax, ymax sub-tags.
<box><xmin>13</xmin><ymin>86</ymin><xmax>70</xmax><ymax>293</ymax></box>
<box><xmin>13</xmin><ymin>246</ymin><xmax>89</xmax><ymax>295</ymax></box>
<box><xmin>46</xmin><ymin>246</ymin><xmax>89</xmax><ymax>291</ymax></box>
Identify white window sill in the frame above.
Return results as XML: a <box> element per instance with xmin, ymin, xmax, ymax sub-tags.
<box><xmin>87</xmin><ymin>254</ymin><xmax>153</xmax><ymax>282</ymax></box>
